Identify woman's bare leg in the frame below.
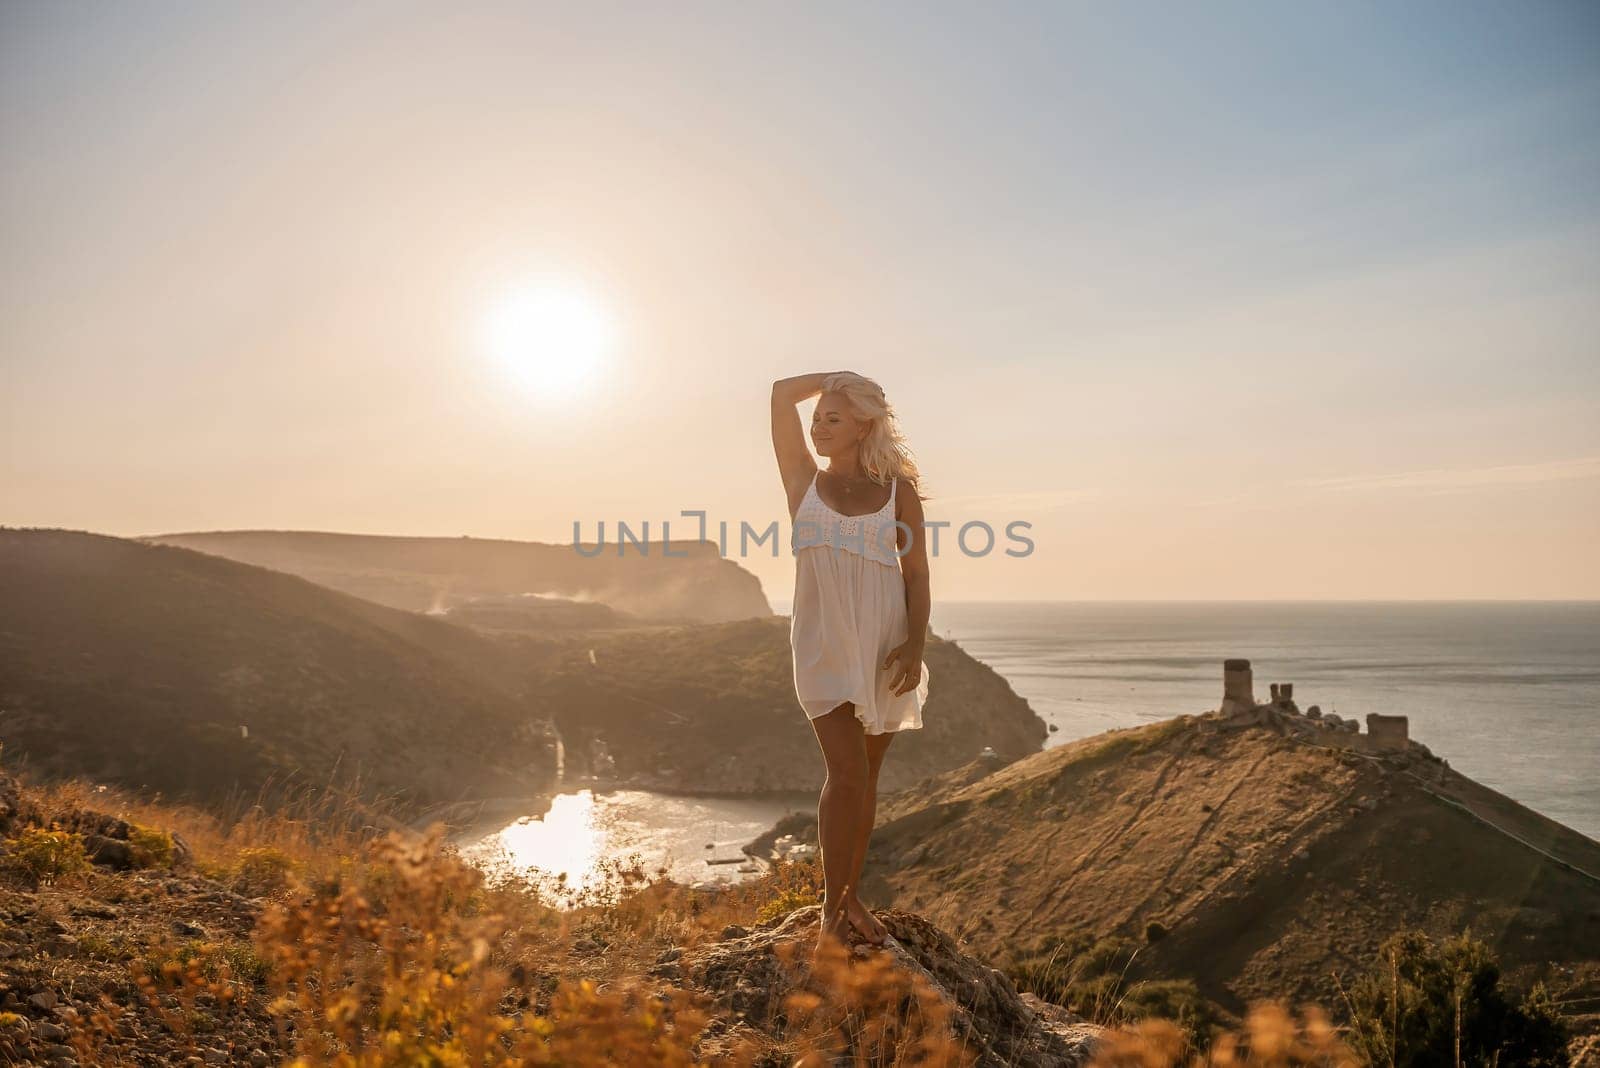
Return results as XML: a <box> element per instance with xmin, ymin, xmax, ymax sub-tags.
<box><xmin>844</xmin><ymin>731</ymin><xmax>894</xmax><ymax>942</ymax></box>
<box><xmin>808</xmin><ymin>702</ymin><xmax>868</xmax><ymax>950</ymax></box>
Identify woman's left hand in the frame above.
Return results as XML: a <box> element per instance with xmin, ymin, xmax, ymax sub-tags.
<box><xmin>883</xmin><ymin>639</ymin><xmax>926</xmax><ymax>697</ymax></box>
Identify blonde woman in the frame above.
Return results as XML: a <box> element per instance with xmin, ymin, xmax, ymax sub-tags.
<box><xmin>770</xmin><ymin>370</ymin><xmax>932</xmax><ymax>954</ymax></box>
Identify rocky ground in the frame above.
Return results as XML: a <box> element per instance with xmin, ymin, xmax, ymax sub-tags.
<box><xmin>0</xmin><ymin>768</ymin><xmax>281</xmax><ymax>1065</ymax></box>
<box><xmin>652</xmin><ymin>905</ymin><xmax>1102</xmax><ymax>1067</ymax></box>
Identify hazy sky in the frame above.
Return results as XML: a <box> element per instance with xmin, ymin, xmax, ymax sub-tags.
<box><xmin>4</xmin><ymin>1</ymin><xmax>1598</xmax><ymax>602</ymax></box>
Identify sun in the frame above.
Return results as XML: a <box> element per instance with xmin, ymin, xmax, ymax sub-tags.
<box><xmin>481</xmin><ymin>280</ymin><xmax>617</xmax><ymax>399</ymax></box>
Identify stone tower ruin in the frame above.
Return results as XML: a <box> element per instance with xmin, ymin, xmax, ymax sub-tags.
<box><xmin>1365</xmin><ymin>713</ymin><xmax>1409</xmax><ymax>751</ymax></box>
<box><xmin>1219</xmin><ymin>658</ymin><xmax>1257</xmax><ymax>717</ymax></box>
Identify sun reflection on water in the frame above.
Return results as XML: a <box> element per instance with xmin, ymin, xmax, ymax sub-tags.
<box><xmin>453</xmin><ymin>789</ymin><xmax>811</xmax><ymax>908</ymax></box>
<box><xmin>461</xmin><ymin>790</ymin><xmax>608</xmax><ymax>898</ymax></box>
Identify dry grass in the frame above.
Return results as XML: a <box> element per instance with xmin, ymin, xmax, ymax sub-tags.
<box><xmin>238</xmin><ymin>819</ymin><xmax>986</xmax><ymax>1065</ymax></box>
<box><xmin>1088</xmin><ymin>1003</ymin><xmax>1360</xmax><ymax>1067</ymax></box>
<box><xmin>5</xmin><ymin>761</ymin><xmax>1366</xmax><ymax>1066</ymax></box>
<box><xmin>780</xmin><ymin>932</ymin><xmax>974</xmax><ymax>1068</ymax></box>
<box><xmin>5</xmin><ymin>761</ymin><xmax>963</xmax><ymax>1064</ymax></box>
<box><xmin>249</xmin><ymin>823</ymin><xmax>736</xmax><ymax>1065</ymax></box>
<box><xmin>22</xmin><ymin>760</ymin><xmax>411</xmax><ymax>887</ymax></box>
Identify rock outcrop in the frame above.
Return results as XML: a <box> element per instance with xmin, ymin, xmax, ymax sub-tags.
<box><xmin>659</xmin><ymin>904</ymin><xmax>1102</xmax><ymax>1067</ymax></box>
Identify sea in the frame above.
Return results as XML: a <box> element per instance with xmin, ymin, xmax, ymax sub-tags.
<box><xmin>456</xmin><ymin>601</ymin><xmax>1600</xmax><ymax>897</ymax></box>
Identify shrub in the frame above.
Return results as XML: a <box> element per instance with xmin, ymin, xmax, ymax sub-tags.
<box><xmin>232</xmin><ymin>846</ymin><xmax>296</xmax><ymax>897</ymax></box>
<box><xmin>127</xmin><ymin>822</ymin><xmax>176</xmax><ymax>868</ymax></box>
<box><xmin>1337</xmin><ymin>928</ymin><xmax>1570</xmax><ymax>1068</ymax></box>
<box><xmin>76</xmin><ymin>931</ymin><xmax>136</xmax><ymax>962</ymax></box>
<box><xmin>1010</xmin><ymin>931</ymin><xmax>1225</xmax><ymax>1046</ymax></box>
<box><xmin>3</xmin><ymin>828</ymin><xmax>89</xmax><ymax>881</ymax></box>
<box><xmin>756</xmin><ymin>885</ymin><xmax>820</xmax><ymax>926</ymax></box>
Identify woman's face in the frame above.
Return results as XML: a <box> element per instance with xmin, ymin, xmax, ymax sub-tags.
<box><xmin>810</xmin><ymin>391</ymin><xmax>867</xmax><ymax>458</ymax></box>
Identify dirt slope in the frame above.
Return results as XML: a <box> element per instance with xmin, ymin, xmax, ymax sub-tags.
<box><xmin>850</xmin><ymin>713</ymin><xmax>1600</xmax><ymax>1015</ymax></box>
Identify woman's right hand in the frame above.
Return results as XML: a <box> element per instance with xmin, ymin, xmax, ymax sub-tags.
<box><xmin>883</xmin><ymin>638</ymin><xmax>926</xmax><ymax>697</ymax></box>
<box><xmin>771</xmin><ymin>371</ymin><xmax>851</xmax><ymax>407</ymax></box>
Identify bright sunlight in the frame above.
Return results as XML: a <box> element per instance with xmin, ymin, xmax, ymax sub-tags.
<box><xmin>481</xmin><ymin>279</ymin><xmax>618</xmax><ymax>400</ymax></box>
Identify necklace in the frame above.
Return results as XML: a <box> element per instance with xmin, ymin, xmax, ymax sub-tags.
<box><xmin>823</xmin><ymin>470</ymin><xmax>875</xmax><ymax>494</ymax></box>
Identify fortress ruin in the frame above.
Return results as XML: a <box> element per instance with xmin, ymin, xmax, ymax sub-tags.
<box><xmin>1212</xmin><ymin>658</ymin><xmax>1416</xmax><ymax>757</ymax></box>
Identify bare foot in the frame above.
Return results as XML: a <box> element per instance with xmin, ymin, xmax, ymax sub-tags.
<box><xmin>814</xmin><ymin>904</ymin><xmax>852</xmax><ymax>962</ymax></box>
<box><xmin>845</xmin><ymin>895</ymin><xmax>888</xmax><ymax>945</ymax></box>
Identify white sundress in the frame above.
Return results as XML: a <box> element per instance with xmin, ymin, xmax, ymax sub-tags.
<box><xmin>789</xmin><ymin>469</ymin><xmax>931</xmax><ymax>734</ymax></box>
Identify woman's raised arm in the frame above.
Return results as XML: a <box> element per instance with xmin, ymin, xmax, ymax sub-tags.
<box><xmin>771</xmin><ymin>372</ymin><xmax>842</xmax><ymax>489</ymax></box>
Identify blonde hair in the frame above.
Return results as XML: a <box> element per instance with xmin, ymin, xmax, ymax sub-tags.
<box><xmin>819</xmin><ymin>372</ymin><xmax>928</xmax><ymax>501</ymax></box>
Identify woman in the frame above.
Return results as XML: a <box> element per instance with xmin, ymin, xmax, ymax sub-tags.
<box><xmin>770</xmin><ymin>370</ymin><xmax>932</xmax><ymax>954</ymax></box>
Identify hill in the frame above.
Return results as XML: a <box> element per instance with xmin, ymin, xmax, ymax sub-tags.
<box><xmin>141</xmin><ymin>529</ymin><xmax>771</xmax><ymax>624</ymax></box>
<box><xmin>0</xmin><ymin>528</ymin><xmax>559</xmax><ymax>818</ymax></box>
<box><xmin>1</xmin><ymin>529</ymin><xmax>1050</xmax><ymax>822</ymax></box>
<box><xmin>760</xmin><ymin>705</ymin><xmax>1600</xmax><ymax>1018</ymax></box>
